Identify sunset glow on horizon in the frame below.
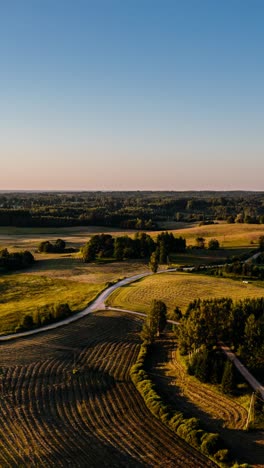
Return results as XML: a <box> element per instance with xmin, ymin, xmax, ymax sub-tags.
<box><xmin>1</xmin><ymin>0</ymin><xmax>264</xmax><ymax>191</ymax></box>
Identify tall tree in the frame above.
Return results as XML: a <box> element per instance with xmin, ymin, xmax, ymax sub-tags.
<box><xmin>221</xmin><ymin>361</ymin><xmax>236</xmax><ymax>395</ymax></box>
<box><xmin>149</xmin><ymin>250</ymin><xmax>159</xmax><ymax>273</ymax></box>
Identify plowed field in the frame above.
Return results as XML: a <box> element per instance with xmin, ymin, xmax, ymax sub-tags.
<box><xmin>0</xmin><ymin>311</ymin><xmax>215</xmax><ymax>467</ymax></box>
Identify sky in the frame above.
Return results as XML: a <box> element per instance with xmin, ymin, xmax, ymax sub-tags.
<box><xmin>1</xmin><ymin>0</ymin><xmax>264</xmax><ymax>191</ymax></box>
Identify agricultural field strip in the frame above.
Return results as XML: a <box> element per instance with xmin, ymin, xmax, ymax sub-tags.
<box><xmin>0</xmin><ymin>312</ymin><xmax>215</xmax><ymax>467</ymax></box>
<box><xmin>169</xmin><ymin>347</ymin><xmax>247</xmax><ymax>430</ymax></box>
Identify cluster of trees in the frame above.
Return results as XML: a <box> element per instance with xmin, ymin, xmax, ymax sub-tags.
<box><xmin>82</xmin><ymin>231</ymin><xmax>186</xmax><ymax>263</ymax></box>
<box><xmin>15</xmin><ymin>303</ymin><xmax>72</xmax><ymax>332</ymax></box>
<box><xmin>209</xmin><ymin>261</ymin><xmax>264</xmax><ymax>280</ymax></box>
<box><xmin>178</xmin><ymin>297</ymin><xmax>264</xmax><ymax>375</ymax></box>
<box><xmin>38</xmin><ymin>239</ymin><xmax>74</xmax><ymax>253</ymax></box>
<box><xmin>188</xmin><ymin>348</ymin><xmax>236</xmax><ymax>394</ymax></box>
<box><xmin>1</xmin><ymin>191</ymin><xmax>264</xmax><ymax>228</ymax></box>
<box><xmin>0</xmin><ymin>248</ymin><xmax>34</xmax><ymax>272</ymax></box>
<box><xmin>190</xmin><ymin>237</ymin><xmax>220</xmax><ymax>250</ymax></box>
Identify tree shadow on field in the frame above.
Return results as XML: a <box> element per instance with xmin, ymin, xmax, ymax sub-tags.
<box><xmin>29</xmin><ymin>255</ymin><xmax>78</xmax><ymax>272</ymax></box>
<box><xmin>146</xmin><ymin>338</ymin><xmax>264</xmax><ymax>467</ymax></box>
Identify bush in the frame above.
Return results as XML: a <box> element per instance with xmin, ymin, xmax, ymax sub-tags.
<box><xmin>201</xmin><ymin>433</ymin><xmax>221</xmax><ymax>456</ymax></box>
<box><xmin>214</xmin><ymin>449</ymin><xmax>230</xmax><ymax>462</ymax></box>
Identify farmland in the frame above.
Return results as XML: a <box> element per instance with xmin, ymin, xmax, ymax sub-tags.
<box><xmin>145</xmin><ymin>335</ymin><xmax>264</xmax><ymax>467</ymax></box>
<box><xmin>1</xmin><ymin>220</ymin><xmax>264</xmax><ymax>467</ymax></box>
<box><xmin>107</xmin><ymin>272</ymin><xmax>264</xmax><ymax>315</ymax></box>
<box><xmin>0</xmin><ymin>310</ymin><xmax>215</xmax><ymax>467</ymax></box>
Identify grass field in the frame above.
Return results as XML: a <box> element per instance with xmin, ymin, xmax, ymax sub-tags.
<box><xmin>0</xmin><ymin>274</ymin><xmax>105</xmax><ymax>334</ymax></box>
<box><xmin>1</xmin><ymin>222</ymin><xmax>263</xmax><ymax>253</ymax></box>
<box><xmin>0</xmin><ymin>225</ymin><xmax>135</xmax><ymax>253</ymax></box>
<box><xmin>0</xmin><ymin>311</ymin><xmax>213</xmax><ymax>467</ymax></box>
<box><xmin>165</xmin><ymin>222</ymin><xmax>264</xmax><ymax>248</ymax></box>
<box><xmin>107</xmin><ymin>272</ymin><xmax>264</xmax><ymax>315</ymax></box>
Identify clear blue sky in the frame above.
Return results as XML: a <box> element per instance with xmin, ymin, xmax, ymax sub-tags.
<box><xmin>1</xmin><ymin>0</ymin><xmax>264</xmax><ymax>190</ymax></box>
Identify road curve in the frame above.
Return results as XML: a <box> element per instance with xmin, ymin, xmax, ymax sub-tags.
<box><xmin>1</xmin><ymin>262</ymin><xmax>263</xmax><ymax>398</ymax></box>
<box><xmin>0</xmin><ymin>268</ymin><xmax>179</xmax><ymax>342</ymax></box>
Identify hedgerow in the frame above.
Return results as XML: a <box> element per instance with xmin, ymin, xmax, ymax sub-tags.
<box><xmin>130</xmin><ymin>341</ymin><xmax>246</xmax><ymax>467</ymax></box>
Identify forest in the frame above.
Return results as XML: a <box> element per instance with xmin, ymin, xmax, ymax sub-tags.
<box><xmin>1</xmin><ymin>190</ymin><xmax>264</xmax><ymax>228</ymax></box>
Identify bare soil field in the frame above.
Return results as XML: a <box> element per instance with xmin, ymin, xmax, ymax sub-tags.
<box><xmin>0</xmin><ymin>311</ymin><xmax>215</xmax><ymax>467</ymax></box>
<box><xmin>146</xmin><ymin>335</ymin><xmax>264</xmax><ymax>467</ymax></box>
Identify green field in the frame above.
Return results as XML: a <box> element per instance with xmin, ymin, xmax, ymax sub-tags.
<box><xmin>106</xmin><ymin>272</ymin><xmax>264</xmax><ymax>315</ymax></box>
<box><xmin>0</xmin><ymin>274</ymin><xmax>105</xmax><ymax>334</ymax></box>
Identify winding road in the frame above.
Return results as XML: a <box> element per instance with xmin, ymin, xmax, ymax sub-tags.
<box><xmin>1</xmin><ymin>261</ymin><xmax>263</xmax><ymax>399</ymax></box>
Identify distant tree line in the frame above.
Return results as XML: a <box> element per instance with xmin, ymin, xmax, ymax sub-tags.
<box><xmin>0</xmin><ymin>248</ymin><xmax>35</xmax><ymax>272</ymax></box>
<box><xmin>1</xmin><ymin>191</ymin><xmax>264</xmax><ymax>228</ymax></box>
<box><xmin>81</xmin><ymin>231</ymin><xmax>186</xmax><ymax>263</ymax></box>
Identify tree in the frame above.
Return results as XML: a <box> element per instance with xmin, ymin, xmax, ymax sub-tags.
<box><xmin>259</xmin><ymin>236</ymin><xmax>264</xmax><ymax>251</ymax></box>
<box><xmin>82</xmin><ymin>242</ymin><xmax>97</xmax><ymax>262</ymax></box>
<box><xmin>208</xmin><ymin>239</ymin><xmax>220</xmax><ymax>250</ymax></box>
<box><xmin>149</xmin><ymin>251</ymin><xmax>159</xmax><ymax>273</ymax></box>
<box><xmin>20</xmin><ymin>314</ymin><xmax>34</xmax><ymax>331</ymax></box>
<box><xmin>141</xmin><ymin>300</ymin><xmax>167</xmax><ymax>343</ymax></box>
<box><xmin>54</xmin><ymin>303</ymin><xmax>71</xmax><ymax>320</ymax></box>
<box><xmin>173</xmin><ymin>306</ymin><xmax>182</xmax><ymax>321</ymax></box>
<box><xmin>54</xmin><ymin>238</ymin><xmax>66</xmax><ymax>252</ymax></box>
<box><xmin>221</xmin><ymin>361</ymin><xmax>236</xmax><ymax>395</ymax></box>
<box><xmin>196</xmin><ymin>237</ymin><xmax>205</xmax><ymax>249</ymax></box>
<box><xmin>140</xmin><ymin>323</ymin><xmax>156</xmax><ymax>344</ymax></box>
<box><xmin>150</xmin><ymin>300</ymin><xmax>167</xmax><ymax>336</ymax></box>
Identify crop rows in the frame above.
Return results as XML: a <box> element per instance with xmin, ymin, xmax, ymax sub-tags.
<box><xmin>0</xmin><ymin>311</ymin><xmax>214</xmax><ymax>467</ymax></box>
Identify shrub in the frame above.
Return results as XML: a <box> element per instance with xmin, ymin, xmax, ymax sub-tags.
<box><xmin>201</xmin><ymin>433</ymin><xmax>221</xmax><ymax>456</ymax></box>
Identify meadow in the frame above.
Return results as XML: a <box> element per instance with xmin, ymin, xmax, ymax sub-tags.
<box><xmin>0</xmin><ymin>274</ymin><xmax>105</xmax><ymax>334</ymax></box>
<box><xmin>0</xmin><ymin>222</ymin><xmax>263</xmax><ymax>334</ymax></box>
<box><xmin>166</xmin><ymin>222</ymin><xmax>264</xmax><ymax>248</ymax></box>
<box><xmin>106</xmin><ymin>272</ymin><xmax>264</xmax><ymax>315</ymax></box>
